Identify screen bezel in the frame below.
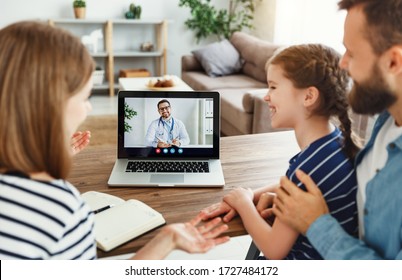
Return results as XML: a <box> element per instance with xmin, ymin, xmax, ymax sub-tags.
<box><xmin>117</xmin><ymin>90</ymin><xmax>220</xmax><ymax>159</ymax></box>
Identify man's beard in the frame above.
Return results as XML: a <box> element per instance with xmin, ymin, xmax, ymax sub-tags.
<box><xmin>348</xmin><ymin>64</ymin><xmax>397</xmax><ymax>115</ymax></box>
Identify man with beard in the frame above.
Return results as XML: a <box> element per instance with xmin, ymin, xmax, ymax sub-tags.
<box><xmin>145</xmin><ymin>99</ymin><xmax>190</xmax><ymax>148</ymax></box>
<box><xmin>267</xmin><ymin>0</ymin><xmax>402</xmax><ymax>259</ymax></box>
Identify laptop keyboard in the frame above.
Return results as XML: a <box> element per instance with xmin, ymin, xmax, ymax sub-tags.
<box><xmin>126</xmin><ymin>161</ymin><xmax>210</xmax><ymax>173</ymax></box>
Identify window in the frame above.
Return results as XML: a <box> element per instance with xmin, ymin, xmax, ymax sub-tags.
<box><xmin>273</xmin><ymin>0</ymin><xmax>346</xmax><ymax>54</ymax></box>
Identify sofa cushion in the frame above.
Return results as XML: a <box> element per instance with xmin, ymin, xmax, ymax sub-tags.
<box><xmin>230</xmin><ymin>32</ymin><xmax>281</xmax><ymax>83</ymax></box>
<box><xmin>181</xmin><ymin>72</ymin><xmax>267</xmax><ymax>91</ymax></box>
<box><xmin>192</xmin><ymin>39</ymin><xmax>243</xmax><ymax>77</ymax></box>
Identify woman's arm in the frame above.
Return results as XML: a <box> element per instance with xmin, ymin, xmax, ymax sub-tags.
<box><xmin>131</xmin><ymin>214</ymin><xmax>229</xmax><ymax>260</ymax></box>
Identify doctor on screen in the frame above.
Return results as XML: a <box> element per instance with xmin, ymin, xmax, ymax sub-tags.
<box><xmin>145</xmin><ymin>99</ymin><xmax>190</xmax><ymax>147</ymax></box>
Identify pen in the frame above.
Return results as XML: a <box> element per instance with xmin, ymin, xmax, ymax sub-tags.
<box><xmin>156</xmin><ymin>136</ymin><xmax>166</xmax><ymax>143</ymax></box>
<box><xmin>93</xmin><ymin>204</ymin><xmax>114</xmax><ymax>214</ymax></box>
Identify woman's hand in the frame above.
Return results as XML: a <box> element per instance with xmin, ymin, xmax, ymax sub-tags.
<box><xmin>132</xmin><ymin>213</ymin><xmax>229</xmax><ymax>260</ymax></box>
<box><xmin>71</xmin><ymin>131</ymin><xmax>91</xmax><ymax>155</ymax></box>
<box><xmin>200</xmin><ymin>201</ymin><xmax>238</xmax><ymax>223</ymax></box>
<box><xmin>166</xmin><ymin>213</ymin><xmax>230</xmax><ymax>253</ymax></box>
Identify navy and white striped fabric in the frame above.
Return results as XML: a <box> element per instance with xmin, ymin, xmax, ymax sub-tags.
<box><xmin>283</xmin><ymin>128</ymin><xmax>358</xmax><ymax>260</ymax></box>
<box><xmin>0</xmin><ymin>174</ymin><xmax>96</xmax><ymax>259</ymax></box>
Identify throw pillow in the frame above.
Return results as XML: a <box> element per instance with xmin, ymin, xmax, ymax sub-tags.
<box><xmin>192</xmin><ymin>39</ymin><xmax>243</xmax><ymax>77</ymax></box>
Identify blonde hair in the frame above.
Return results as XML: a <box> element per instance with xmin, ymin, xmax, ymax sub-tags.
<box><xmin>0</xmin><ymin>21</ymin><xmax>94</xmax><ymax>179</ymax></box>
<box><xmin>267</xmin><ymin>44</ymin><xmax>360</xmax><ymax>159</ymax></box>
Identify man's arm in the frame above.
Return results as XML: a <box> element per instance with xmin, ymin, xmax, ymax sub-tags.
<box><xmin>176</xmin><ymin>120</ymin><xmax>190</xmax><ymax>146</ymax></box>
<box><xmin>144</xmin><ymin>121</ymin><xmax>158</xmax><ymax>147</ymax></box>
<box><xmin>273</xmin><ymin>170</ymin><xmax>402</xmax><ymax>259</ymax></box>
<box><xmin>306</xmin><ymin>214</ymin><xmax>395</xmax><ymax>259</ymax></box>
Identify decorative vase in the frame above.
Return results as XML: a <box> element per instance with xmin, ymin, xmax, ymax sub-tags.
<box><xmin>74</xmin><ymin>7</ymin><xmax>86</xmax><ymax>19</ymax></box>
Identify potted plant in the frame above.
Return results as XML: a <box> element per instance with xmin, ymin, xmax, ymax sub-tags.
<box><xmin>124</xmin><ymin>102</ymin><xmax>137</xmax><ymax>133</ymax></box>
<box><xmin>179</xmin><ymin>0</ymin><xmax>257</xmax><ymax>42</ymax></box>
<box><xmin>125</xmin><ymin>3</ymin><xmax>142</xmax><ymax>19</ymax></box>
<box><xmin>73</xmin><ymin>0</ymin><xmax>86</xmax><ymax>19</ymax></box>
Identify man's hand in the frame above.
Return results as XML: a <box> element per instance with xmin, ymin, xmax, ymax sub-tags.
<box><xmin>171</xmin><ymin>138</ymin><xmax>181</xmax><ymax>147</ymax></box>
<box><xmin>200</xmin><ymin>201</ymin><xmax>238</xmax><ymax>223</ymax></box>
<box><xmin>71</xmin><ymin>131</ymin><xmax>91</xmax><ymax>155</ymax></box>
<box><xmin>157</xmin><ymin>141</ymin><xmax>170</xmax><ymax>148</ymax></box>
<box><xmin>273</xmin><ymin>170</ymin><xmax>329</xmax><ymax>235</ymax></box>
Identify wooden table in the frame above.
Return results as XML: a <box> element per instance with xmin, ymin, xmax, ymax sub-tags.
<box><xmin>68</xmin><ymin>131</ymin><xmax>299</xmax><ymax>258</ymax></box>
<box><xmin>119</xmin><ymin>75</ymin><xmax>193</xmax><ymax>91</ymax></box>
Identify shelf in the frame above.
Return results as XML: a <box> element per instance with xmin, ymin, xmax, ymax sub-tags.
<box><xmin>50</xmin><ymin>19</ymin><xmax>166</xmax><ymax>25</ymax></box>
<box><xmin>113</xmin><ymin>51</ymin><xmax>163</xmax><ymax>57</ymax></box>
<box><xmin>112</xmin><ymin>19</ymin><xmax>166</xmax><ymax>25</ymax></box>
<box><xmin>49</xmin><ymin>19</ymin><xmax>107</xmax><ymax>24</ymax></box>
<box><xmin>48</xmin><ymin>18</ymin><xmax>168</xmax><ymax>96</ymax></box>
<box><xmin>90</xmin><ymin>52</ymin><xmax>109</xmax><ymax>58</ymax></box>
<box><xmin>93</xmin><ymin>83</ymin><xmax>110</xmax><ymax>90</ymax></box>
<box><xmin>93</xmin><ymin>82</ymin><xmax>119</xmax><ymax>90</ymax></box>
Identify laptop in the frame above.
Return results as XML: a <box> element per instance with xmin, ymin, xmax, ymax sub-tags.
<box><xmin>108</xmin><ymin>90</ymin><xmax>225</xmax><ymax>187</ymax></box>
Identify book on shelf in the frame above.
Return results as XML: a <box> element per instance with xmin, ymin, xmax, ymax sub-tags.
<box><xmin>82</xmin><ymin>191</ymin><xmax>166</xmax><ymax>252</ymax></box>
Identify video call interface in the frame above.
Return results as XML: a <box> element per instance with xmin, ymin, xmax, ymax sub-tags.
<box><xmin>122</xmin><ymin>96</ymin><xmax>216</xmax><ymax>158</ymax></box>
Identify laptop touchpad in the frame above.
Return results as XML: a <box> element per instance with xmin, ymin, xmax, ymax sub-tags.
<box><xmin>150</xmin><ymin>174</ymin><xmax>184</xmax><ymax>183</ymax></box>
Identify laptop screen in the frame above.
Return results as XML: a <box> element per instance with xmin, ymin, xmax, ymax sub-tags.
<box><xmin>117</xmin><ymin>91</ymin><xmax>220</xmax><ymax>159</ymax></box>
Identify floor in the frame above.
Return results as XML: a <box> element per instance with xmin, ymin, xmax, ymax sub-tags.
<box><xmin>89</xmin><ymin>94</ymin><xmax>253</xmax><ymax>260</ymax></box>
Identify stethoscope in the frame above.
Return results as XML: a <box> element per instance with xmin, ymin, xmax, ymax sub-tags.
<box><xmin>158</xmin><ymin>117</ymin><xmax>175</xmax><ymax>139</ymax></box>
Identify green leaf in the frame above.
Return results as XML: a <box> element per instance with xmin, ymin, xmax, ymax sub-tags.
<box><xmin>124</xmin><ymin>102</ymin><xmax>137</xmax><ymax>133</ymax></box>
<box><xmin>179</xmin><ymin>0</ymin><xmax>259</xmax><ymax>43</ymax></box>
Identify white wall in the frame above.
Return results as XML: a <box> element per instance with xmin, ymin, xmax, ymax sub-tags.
<box><xmin>1</xmin><ymin>0</ymin><xmax>345</xmax><ymax>75</ymax></box>
<box><xmin>274</xmin><ymin>0</ymin><xmax>346</xmax><ymax>53</ymax></box>
<box><xmin>1</xmin><ymin>0</ymin><xmax>256</xmax><ymax>77</ymax></box>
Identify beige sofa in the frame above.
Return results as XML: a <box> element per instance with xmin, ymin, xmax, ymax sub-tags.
<box><xmin>181</xmin><ymin>32</ymin><xmax>371</xmax><ymax>141</ymax></box>
<box><xmin>181</xmin><ymin>32</ymin><xmax>285</xmax><ymax>136</ymax></box>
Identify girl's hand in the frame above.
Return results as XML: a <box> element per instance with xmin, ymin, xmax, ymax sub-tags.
<box><xmin>223</xmin><ymin>187</ymin><xmax>254</xmax><ymax>210</ymax></box>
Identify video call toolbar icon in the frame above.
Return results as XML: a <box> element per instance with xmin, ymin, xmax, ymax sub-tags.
<box><xmin>155</xmin><ymin>147</ymin><xmax>184</xmax><ymax>155</ymax></box>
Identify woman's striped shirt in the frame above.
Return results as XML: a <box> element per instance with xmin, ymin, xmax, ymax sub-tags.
<box><xmin>0</xmin><ymin>173</ymin><xmax>96</xmax><ymax>259</ymax></box>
